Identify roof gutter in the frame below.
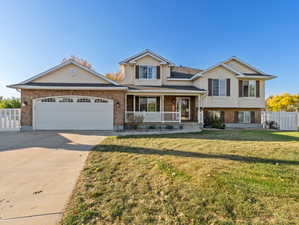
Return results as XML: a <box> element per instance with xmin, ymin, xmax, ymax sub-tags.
<box><xmin>7</xmin><ymin>84</ymin><xmax>128</xmax><ymax>91</ymax></box>
<box><xmin>236</xmin><ymin>75</ymin><xmax>277</xmax><ymax>80</ymax></box>
<box><xmin>166</xmin><ymin>78</ymin><xmax>192</xmax><ymax>81</ymax></box>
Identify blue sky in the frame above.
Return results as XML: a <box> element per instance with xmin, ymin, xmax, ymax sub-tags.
<box><xmin>0</xmin><ymin>0</ymin><xmax>298</xmax><ymax>97</ymax></box>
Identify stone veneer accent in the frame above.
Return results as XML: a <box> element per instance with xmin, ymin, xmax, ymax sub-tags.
<box><xmin>21</xmin><ymin>89</ymin><xmax>126</xmax><ymax>130</ymax></box>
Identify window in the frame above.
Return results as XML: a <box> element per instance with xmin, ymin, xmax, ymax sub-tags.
<box><xmin>59</xmin><ymin>98</ymin><xmax>73</xmax><ymax>103</ymax></box>
<box><xmin>41</xmin><ymin>98</ymin><xmax>56</xmax><ymax>102</ymax></box>
<box><xmin>219</xmin><ymin>79</ymin><xmax>226</xmax><ymax>96</ymax></box>
<box><xmin>211</xmin><ymin>79</ymin><xmax>226</xmax><ymax>96</ymax></box>
<box><xmin>238</xmin><ymin>111</ymin><xmax>251</xmax><ymax>123</ymax></box>
<box><xmin>242</xmin><ymin>80</ymin><xmax>256</xmax><ymax>97</ymax></box>
<box><xmin>210</xmin><ymin>111</ymin><xmax>221</xmax><ymax>120</ymax></box>
<box><xmin>212</xmin><ymin>79</ymin><xmax>219</xmax><ymax>96</ymax></box>
<box><xmin>139</xmin><ymin>97</ymin><xmax>157</xmax><ymax>112</ymax></box>
<box><xmin>139</xmin><ymin>66</ymin><xmax>156</xmax><ymax>80</ymax></box>
<box><xmin>77</xmin><ymin>98</ymin><xmax>91</xmax><ymax>103</ymax></box>
<box><xmin>94</xmin><ymin>98</ymin><xmax>108</xmax><ymax>103</ymax></box>
<box><xmin>249</xmin><ymin>80</ymin><xmax>256</xmax><ymax>97</ymax></box>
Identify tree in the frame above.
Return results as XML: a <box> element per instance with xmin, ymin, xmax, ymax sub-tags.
<box><xmin>266</xmin><ymin>93</ymin><xmax>299</xmax><ymax>112</ymax></box>
<box><xmin>105</xmin><ymin>72</ymin><xmax>124</xmax><ymax>81</ymax></box>
<box><xmin>62</xmin><ymin>56</ymin><xmax>92</xmax><ymax>69</ymax></box>
<box><xmin>0</xmin><ymin>97</ymin><xmax>21</xmax><ymax>108</ymax></box>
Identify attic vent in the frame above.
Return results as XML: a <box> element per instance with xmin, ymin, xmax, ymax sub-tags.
<box><xmin>69</xmin><ymin>69</ymin><xmax>77</xmax><ymax>74</ymax></box>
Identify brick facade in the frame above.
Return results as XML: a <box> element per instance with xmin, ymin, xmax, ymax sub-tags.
<box><xmin>21</xmin><ymin>89</ymin><xmax>126</xmax><ymax>129</ymax></box>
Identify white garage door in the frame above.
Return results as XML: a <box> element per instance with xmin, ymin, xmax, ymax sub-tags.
<box><xmin>34</xmin><ymin>96</ymin><xmax>113</xmax><ymax>130</ymax></box>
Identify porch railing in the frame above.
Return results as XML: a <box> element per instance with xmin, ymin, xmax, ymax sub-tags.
<box><xmin>125</xmin><ymin>111</ymin><xmax>181</xmax><ymax>123</ymax></box>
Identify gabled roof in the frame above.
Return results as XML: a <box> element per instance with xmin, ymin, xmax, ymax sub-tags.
<box><xmin>191</xmin><ymin>57</ymin><xmax>276</xmax><ymax>80</ymax></box>
<box><xmin>191</xmin><ymin>61</ymin><xmax>243</xmax><ymax>80</ymax></box>
<box><xmin>15</xmin><ymin>59</ymin><xmax>119</xmax><ymax>86</ymax></box>
<box><xmin>224</xmin><ymin>56</ymin><xmax>265</xmax><ymax>74</ymax></box>
<box><xmin>119</xmin><ymin>49</ymin><xmax>174</xmax><ymax>65</ymax></box>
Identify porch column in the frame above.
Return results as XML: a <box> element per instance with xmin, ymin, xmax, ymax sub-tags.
<box><xmin>125</xmin><ymin>94</ymin><xmax>127</xmax><ymax>123</ymax></box>
<box><xmin>197</xmin><ymin>95</ymin><xmax>200</xmax><ymax>124</ymax></box>
<box><xmin>161</xmin><ymin>95</ymin><xmax>164</xmax><ymax>122</ymax></box>
<box><xmin>197</xmin><ymin>94</ymin><xmax>203</xmax><ymax>124</ymax></box>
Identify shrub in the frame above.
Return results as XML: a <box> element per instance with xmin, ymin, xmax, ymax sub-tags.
<box><xmin>265</xmin><ymin>120</ymin><xmax>279</xmax><ymax>129</ymax></box>
<box><xmin>127</xmin><ymin>114</ymin><xmax>144</xmax><ymax>129</ymax></box>
<box><xmin>211</xmin><ymin>118</ymin><xmax>225</xmax><ymax>129</ymax></box>
<box><xmin>148</xmin><ymin>125</ymin><xmax>156</xmax><ymax>129</ymax></box>
<box><xmin>165</xmin><ymin>125</ymin><xmax>174</xmax><ymax>130</ymax></box>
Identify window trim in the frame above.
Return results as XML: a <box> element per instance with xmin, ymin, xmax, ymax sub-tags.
<box><xmin>238</xmin><ymin>111</ymin><xmax>251</xmax><ymax>124</ymax></box>
<box><xmin>241</xmin><ymin>80</ymin><xmax>257</xmax><ymax>97</ymax></box>
<box><xmin>211</xmin><ymin>79</ymin><xmax>226</xmax><ymax>96</ymax></box>
<box><xmin>138</xmin><ymin>96</ymin><xmax>158</xmax><ymax>112</ymax></box>
<box><xmin>138</xmin><ymin>65</ymin><xmax>157</xmax><ymax>80</ymax></box>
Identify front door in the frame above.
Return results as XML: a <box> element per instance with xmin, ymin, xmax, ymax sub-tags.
<box><xmin>176</xmin><ymin>97</ymin><xmax>190</xmax><ymax>120</ymax></box>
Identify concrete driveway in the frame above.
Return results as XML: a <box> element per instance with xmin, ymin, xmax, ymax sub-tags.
<box><xmin>0</xmin><ymin>131</ymin><xmax>109</xmax><ymax>225</ymax></box>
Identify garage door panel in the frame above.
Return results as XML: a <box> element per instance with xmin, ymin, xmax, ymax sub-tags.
<box><xmin>34</xmin><ymin>96</ymin><xmax>113</xmax><ymax>130</ymax></box>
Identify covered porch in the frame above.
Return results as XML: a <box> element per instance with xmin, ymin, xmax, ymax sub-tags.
<box><xmin>125</xmin><ymin>94</ymin><xmax>204</xmax><ymax>124</ymax></box>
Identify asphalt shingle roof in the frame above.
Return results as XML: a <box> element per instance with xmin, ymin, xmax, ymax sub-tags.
<box><xmin>127</xmin><ymin>85</ymin><xmax>205</xmax><ymax>92</ymax></box>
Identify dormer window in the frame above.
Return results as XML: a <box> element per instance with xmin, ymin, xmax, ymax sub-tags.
<box><xmin>139</xmin><ymin>66</ymin><xmax>156</xmax><ymax>80</ymax></box>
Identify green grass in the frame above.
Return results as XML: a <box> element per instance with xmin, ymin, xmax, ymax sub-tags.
<box><xmin>61</xmin><ymin>130</ymin><xmax>299</xmax><ymax>225</ymax></box>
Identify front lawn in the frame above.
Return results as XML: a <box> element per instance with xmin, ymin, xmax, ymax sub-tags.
<box><xmin>62</xmin><ymin>130</ymin><xmax>299</xmax><ymax>225</ymax></box>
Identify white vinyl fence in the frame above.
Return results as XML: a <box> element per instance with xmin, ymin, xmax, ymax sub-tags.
<box><xmin>0</xmin><ymin>109</ymin><xmax>21</xmax><ymax>131</ymax></box>
<box><xmin>261</xmin><ymin>111</ymin><xmax>298</xmax><ymax>131</ymax></box>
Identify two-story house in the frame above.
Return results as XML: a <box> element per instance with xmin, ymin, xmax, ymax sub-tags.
<box><xmin>8</xmin><ymin>49</ymin><xmax>276</xmax><ymax>130</ymax></box>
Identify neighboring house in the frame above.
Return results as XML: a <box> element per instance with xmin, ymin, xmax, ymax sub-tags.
<box><xmin>8</xmin><ymin>49</ymin><xmax>276</xmax><ymax>130</ymax></box>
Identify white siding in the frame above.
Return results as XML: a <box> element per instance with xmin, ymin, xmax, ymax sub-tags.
<box><xmin>34</xmin><ymin>64</ymin><xmax>109</xmax><ymax>84</ymax></box>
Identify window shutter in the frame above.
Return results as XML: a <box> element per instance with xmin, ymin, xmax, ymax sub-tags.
<box><xmin>239</xmin><ymin>80</ymin><xmax>243</xmax><ymax>97</ymax></box>
<box><xmin>251</xmin><ymin>111</ymin><xmax>255</xmax><ymax>123</ymax></box>
<box><xmin>256</xmin><ymin>80</ymin><xmax>260</xmax><ymax>97</ymax></box>
<box><xmin>156</xmin><ymin>97</ymin><xmax>160</xmax><ymax>112</ymax></box>
<box><xmin>157</xmin><ymin>66</ymin><xmax>161</xmax><ymax>79</ymax></box>
<box><xmin>234</xmin><ymin>111</ymin><xmax>239</xmax><ymax>123</ymax></box>
<box><xmin>220</xmin><ymin>111</ymin><xmax>225</xmax><ymax>122</ymax></box>
<box><xmin>208</xmin><ymin>79</ymin><xmax>212</xmax><ymax>96</ymax></box>
<box><xmin>135</xmin><ymin>96</ymin><xmax>139</xmax><ymax>111</ymax></box>
<box><xmin>135</xmin><ymin>65</ymin><xmax>139</xmax><ymax>79</ymax></box>
<box><xmin>226</xmin><ymin>79</ymin><xmax>230</xmax><ymax>96</ymax></box>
